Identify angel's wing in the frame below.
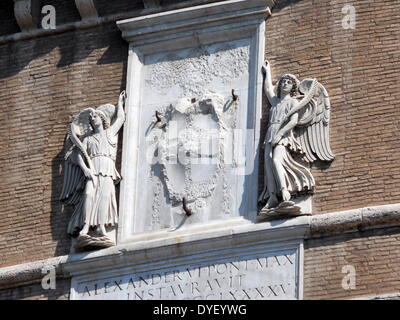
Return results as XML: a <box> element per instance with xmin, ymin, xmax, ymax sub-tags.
<box><xmin>59</xmin><ymin>137</ymin><xmax>85</xmax><ymax>205</ymax></box>
<box><xmin>59</xmin><ymin>108</ymin><xmax>94</xmax><ymax>205</ymax></box>
<box><xmin>294</xmin><ymin>79</ymin><xmax>335</xmax><ymax>163</ymax></box>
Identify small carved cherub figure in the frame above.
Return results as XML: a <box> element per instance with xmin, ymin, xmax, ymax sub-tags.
<box><xmin>259</xmin><ymin>60</ymin><xmax>334</xmax><ymax>214</ymax></box>
<box><xmin>60</xmin><ymin>91</ymin><xmax>126</xmax><ymax>249</ymax></box>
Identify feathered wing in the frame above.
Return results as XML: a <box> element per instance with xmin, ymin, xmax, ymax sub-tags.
<box><xmin>294</xmin><ymin>79</ymin><xmax>335</xmax><ymax>163</ymax></box>
<box><xmin>59</xmin><ymin>108</ymin><xmax>94</xmax><ymax>205</ymax></box>
<box><xmin>59</xmin><ymin>141</ymin><xmax>85</xmax><ymax>205</ymax></box>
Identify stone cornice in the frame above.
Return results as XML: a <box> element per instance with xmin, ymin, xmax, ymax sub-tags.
<box><xmin>0</xmin><ymin>256</ymin><xmax>68</xmax><ymax>290</ymax></box>
<box><xmin>308</xmin><ymin>203</ymin><xmax>400</xmax><ymax>238</ymax></box>
<box><xmin>1</xmin><ymin>0</ymin><xmax>276</xmax><ymax>45</ymax></box>
<box><xmin>1</xmin><ymin>203</ymin><xmax>400</xmax><ymax>289</ymax></box>
<box><xmin>117</xmin><ymin>0</ymin><xmax>271</xmax><ymax>50</ymax></box>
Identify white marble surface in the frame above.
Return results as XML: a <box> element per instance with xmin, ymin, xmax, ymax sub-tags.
<box><xmin>71</xmin><ymin>246</ymin><xmax>300</xmax><ymax>300</ymax></box>
<box><xmin>117</xmin><ymin>0</ymin><xmax>269</xmax><ymax>242</ymax></box>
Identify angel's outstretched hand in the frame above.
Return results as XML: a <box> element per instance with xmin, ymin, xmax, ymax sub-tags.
<box><xmin>118</xmin><ymin>90</ymin><xmax>127</xmax><ymax>107</ymax></box>
<box><xmin>262</xmin><ymin>60</ymin><xmax>270</xmax><ymax>75</ymax></box>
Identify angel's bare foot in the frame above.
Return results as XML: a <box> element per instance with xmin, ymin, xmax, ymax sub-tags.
<box><xmin>98</xmin><ymin>224</ymin><xmax>107</xmax><ymax>237</ymax></box>
<box><xmin>80</xmin><ymin>224</ymin><xmax>90</xmax><ymax>236</ymax></box>
<box><xmin>265</xmin><ymin>194</ymin><xmax>279</xmax><ymax>209</ymax></box>
<box><xmin>282</xmin><ymin>188</ymin><xmax>291</xmax><ymax>201</ymax></box>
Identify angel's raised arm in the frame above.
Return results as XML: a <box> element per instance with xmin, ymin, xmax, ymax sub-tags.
<box><xmin>109</xmin><ymin>91</ymin><xmax>126</xmax><ymax>136</ymax></box>
<box><xmin>262</xmin><ymin>60</ymin><xmax>276</xmax><ymax>104</ymax></box>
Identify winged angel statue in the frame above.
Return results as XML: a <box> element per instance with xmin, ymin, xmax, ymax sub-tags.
<box><xmin>60</xmin><ymin>91</ymin><xmax>126</xmax><ymax>250</ymax></box>
<box><xmin>259</xmin><ymin>61</ymin><xmax>334</xmax><ymax>215</ymax></box>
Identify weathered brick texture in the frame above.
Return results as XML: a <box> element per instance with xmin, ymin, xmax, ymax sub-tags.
<box><xmin>0</xmin><ymin>277</ymin><xmax>70</xmax><ymax>300</ymax></box>
<box><xmin>304</xmin><ymin>227</ymin><xmax>400</xmax><ymax>299</ymax></box>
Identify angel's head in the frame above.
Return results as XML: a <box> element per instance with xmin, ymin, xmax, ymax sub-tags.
<box><xmin>277</xmin><ymin>74</ymin><xmax>299</xmax><ymax>98</ymax></box>
<box><xmin>90</xmin><ymin>110</ymin><xmax>110</xmax><ymax>130</ymax></box>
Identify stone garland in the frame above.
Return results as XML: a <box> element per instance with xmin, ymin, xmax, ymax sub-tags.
<box><xmin>153</xmin><ymin>94</ymin><xmax>239</xmax><ymax>215</ymax></box>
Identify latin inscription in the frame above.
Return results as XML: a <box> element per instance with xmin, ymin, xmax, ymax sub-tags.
<box><xmin>73</xmin><ymin>252</ymin><xmax>298</xmax><ymax>300</ymax></box>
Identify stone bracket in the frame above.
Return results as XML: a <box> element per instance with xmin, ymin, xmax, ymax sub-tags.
<box><xmin>142</xmin><ymin>0</ymin><xmax>161</xmax><ymax>9</ymax></box>
<box><xmin>13</xmin><ymin>0</ymin><xmax>41</xmax><ymax>32</ymax></box>
<box><xmin>74</xmin><ymin>0</ymin><xmax>99</xmax><ymax>20</ymax></box>
<box><xmin>117</xmin><ymin>0</ymin><xmax>271</xmax><ymax>52</ymax></box>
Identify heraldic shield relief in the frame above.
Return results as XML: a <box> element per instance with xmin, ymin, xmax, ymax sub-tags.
<box><xmin>148</xmin><ymin>91</ymin><xmax>240</xmax><ymax>230</ymax></box>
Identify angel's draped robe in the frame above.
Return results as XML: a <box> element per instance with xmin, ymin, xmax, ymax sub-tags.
<box><xmin>68</xmin><ymin>130</ymin><xmax>119</xmax><ymax>233</ymax></box>
<box><xmin>263</xmin><ymin>95</ymin><xmax>315</xmax><ymax>199</ymax></box>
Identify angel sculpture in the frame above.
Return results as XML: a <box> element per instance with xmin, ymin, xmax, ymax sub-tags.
<box><xmin>60</xmin><ymin>91</ymin><xmax>126</xmax><ymax>250</ymax></box>
<box><xmin>259</xmin><ymin>60</ymin><xmax>334</xmax><ymax>215</ymax></box>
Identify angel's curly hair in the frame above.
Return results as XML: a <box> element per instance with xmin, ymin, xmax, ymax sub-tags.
<box><xmin>277</xmin><ymin>74</ymin><xmax>298</xmax><ymax>98</ymax></box>
<box><xmin>91</xmin><ymin>110</ymin><xmax>110</xmax><ymax>130</ymax></box>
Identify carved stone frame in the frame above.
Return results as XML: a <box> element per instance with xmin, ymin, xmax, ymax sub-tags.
<box><xmin>116</xmin><ymin>0</ymin><xmax>270</xmax><ymax>243</ymax></box>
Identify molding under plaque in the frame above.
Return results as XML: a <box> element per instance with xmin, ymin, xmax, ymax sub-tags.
<box><xmin>3</xmin><ymin>203</ymin><xmax>400</xmax><ymax>294</ymax></box>
<box><xmin>116</xmin><ymin>0</ymin><xmax>270</xmax><ymax>244</ymax></box>
<box><xmin>64</xmin><ymin>216</ymin><xmax>308</xmax><ymax>300</ymax></box>
<box><xmin>117</xmin><ymin>0</ymin><xmax>271</xmax><ymax>53</ymax></box>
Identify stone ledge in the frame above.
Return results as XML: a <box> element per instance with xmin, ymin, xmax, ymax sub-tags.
<box><xmin>308</xmin><ymin>203</ymin><xmax>400</xmax><ymax>238</ymax></box>
<box><xmin>1</xmin><ymin>203</ymin><xmax>400</xmax><ymax>289</ymax></box>
<box><xmin>0</xmin><ymin>216</ymin><xmax>309</xmax><ymax>288</ymax></box>
<box><xmin>352</xmin><ymin>292</ymin><xmax>400</xmax><ymax>300</ymax></box>
<box><xmin>0</xmin><ymin>256</ymin><xmax>68</xmax><ymax>289</ymax></box>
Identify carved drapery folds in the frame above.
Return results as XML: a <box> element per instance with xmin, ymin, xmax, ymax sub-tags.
<box><xmin>259</xmin><ymin>61</ymin><xmax>334</xmax><ymax>218</ymax></box>
<box><xmin>13</xmin><ymin>0</ymin><xmax>41</xmax><ymax>31</ymax></box>
<box><xmin>60</xmin><ymin>92</ymin><xmax>126</xmax><ymax>251</ymax></box>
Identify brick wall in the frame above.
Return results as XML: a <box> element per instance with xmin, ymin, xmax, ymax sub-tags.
<box><xmin>304</xmin><ymin>226</ymin><xmax>400</xmax><ymax>299</ymax></box>
<box><xmin>263</xmin><ymin>0</ymin><xmax>400</xmax><ymax>214</ymax></box>
<box><xmin>0</xmin><ymin>23</ymin><xmax>127</xmax><ymax>268</ymax></box>
<box><xmin>1</xmin><ymin>0</ymin><xmax>400</xmax><ymax>300</ymax></box>
<box><xmin>0</xmin><ymin>277</ymin><xmax>70</xmax><ymax>300</ymax></box>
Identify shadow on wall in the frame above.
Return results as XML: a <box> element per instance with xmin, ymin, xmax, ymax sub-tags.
<box><xmin>1</xmin><ymin>0</ymin><xmax>305</xmax><ymax>258</ymax></box>
<box><xmin>0</xmin><ymin>0</ymin><xmax>306</xmax><ymax>80</ymax></box>
<box><xmin>0</xmin><ymin>0</ymin><xmax>20</xmax><ymax>37</ymax></box>
<box><xmin>49</xmin><ymin>67</ymin><xmax>127</xmax><ymax>257</ymax></box>
<box><xmin>271</xmin><ymin>0</ymin><xmax>304</xmax><ymax>13</ymax></box>
<box><xmin>0</xmin><ymin>23</ymin><xmax>126</xmax><ymax>79</ymax></box>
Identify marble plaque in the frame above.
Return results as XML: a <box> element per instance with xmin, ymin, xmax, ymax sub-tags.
<box><xmin>134</xmin><ymin>39</ymin><xmax>250</xmax><ymax>233</ymax></box>
<box><xmin>70</xmin><ymin>248</ymin><xmax>301</xmax><ymax>300</ymax></box>
<box><xmin>116</xmin><ymin>0</ymin><xmax>268</xmax><ymax>242</ymax></box>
